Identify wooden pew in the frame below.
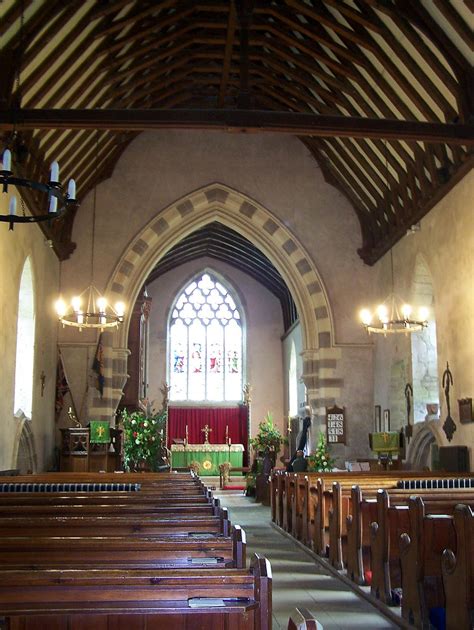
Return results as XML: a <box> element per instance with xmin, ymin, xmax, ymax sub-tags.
<box><xmin>0</xmin><ymin>524</ymin><xmax>246</xmax><ymax>570</ymax></box>
<box><xmin>0</xmin><ymin>491</ymin><xmax>212</xmax><ymax>506</ymax></box>
<box><xmin>327</xmin><ymin>482</ymin><xmax>474</xmax><ymax>581</ymax></box>
<box><xmin>272</xmin><ymin>470</ymin><xmax>474</xmax><ymax>546</ymax></box>
<box><xmin>287</xmin><ymin>607</ymin><xmax>323</xmax><ymax>629</ymax></box>
<box><xmin>0</xmin><ymin>554</ymin><xmax>272</xmax><ymax>630</ymax></box>
<box><xmin>442</xmin><ymin>504</ymin><xmax>473</xmax><ymax>630</ymax></box>
<box><xmin>0</xmin><ymin>511</ymin><xmax>231</xmax><ymax>537</ymax></box>
<box><xmin>342</xmin><ymin>486</ymin><xmax>473</xmax><ymax>591</ymax></box>
<box><xmin>314</xmin><ymin>478</ymin><xmax>412</xmax><ymax>557</ymax></box>
<box><xmin>399</xmin><ymin>496</ymin><xmax>455</xmax><ymax>627</ymax></box>
<box><xmin>370</xmin><ymin>489</ymin><xmax>474</xmax><ymax>605</ymax></box>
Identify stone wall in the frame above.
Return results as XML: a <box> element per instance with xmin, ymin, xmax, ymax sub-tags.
<box><xmin>373</xmin><ymin>170</ymin><xmax>474</xmax><ymax>469</ymax></box>
<box><xmin>0</xmin><ymin>193</ymin><xmax>59</xmax><ymax>472</ymax></box>
<box><xmin>59</xmin><ymin>131</ymin><xmax>375</xmax><ymax>448</ymax></box>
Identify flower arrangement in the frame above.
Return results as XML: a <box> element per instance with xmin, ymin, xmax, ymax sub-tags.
<box><xmin>307</xmin><ymin>432</ymin><xmax>335</xmax><ymax>472</ymax></box>
<box><xmin>121</xmin><ymin>403</ymin><xmax>167</xmax><ymax>472</ymax></box>
<box><xmin>249</xmin><ymin>411</ymin><xmax>287</xmax><ymax>456</ymax></box>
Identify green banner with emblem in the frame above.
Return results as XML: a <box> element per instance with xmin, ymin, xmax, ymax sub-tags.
<box><xmin>90</xmin><ymin>420</ymin><xmax>110</xmax><ymax>444</ymax></box>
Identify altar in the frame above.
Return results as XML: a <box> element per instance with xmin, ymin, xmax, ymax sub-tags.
<box><xmin>170</xmin><ymin>443</ymin><xmax>244</xmax><ymax>475</ymax></box>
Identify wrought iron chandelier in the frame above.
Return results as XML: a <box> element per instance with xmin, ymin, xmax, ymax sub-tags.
<box><xmin>54</xmin><ymin>134</ymin><xmax>125</xmax><ymax>330</ymax></box>
<box><xmin>1</xmin><ymin>148</ymin><xmax>76</xmax><ymax>230</ymax></box>
<box><xmin>359</xmin><ymin>142</ymin><xmax>429</xmax><ymax>336</ymax></box>
<box><xmin>359</xmin><ymin>249</ymin><xmax>429</xmax><ymax>335</ymax></box>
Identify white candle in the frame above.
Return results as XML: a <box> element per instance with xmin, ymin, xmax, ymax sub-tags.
<box><xmin>49</xmin><ymin>196</ymin><xmax>57</xmax><ymax>214</ymax></box>
<box><xmin>2</xmin><ymin>149</ymin><xmax>11</xmax><ymax>171</ymax></box>
<box><xmin>50</xmin><ymin>161</ymin><xmax>59</xmax><ymax>182</ymax></box>
<box><xmin>9</xmin><ymin>195</ymin><xmax>17</xmax><ymax>216</ymax></box>
<box><xmin>67</xmin><ymin>179</ymin><xmax>76</xmax><ymax>200</ymax></box>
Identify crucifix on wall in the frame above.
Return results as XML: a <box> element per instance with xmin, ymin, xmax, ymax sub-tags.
<box><xmin>201</xmin><ymin>424</ymin><xmax>212</xmax><ymax>444</ymax></box>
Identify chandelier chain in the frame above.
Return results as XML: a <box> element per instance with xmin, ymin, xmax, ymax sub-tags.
<box><xmin>90</xmin><ymin>132</ymin><xmax>99</xmax><ymax>287</ymax></box>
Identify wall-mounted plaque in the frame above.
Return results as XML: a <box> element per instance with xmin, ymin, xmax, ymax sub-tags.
<box><xmin>458</xmin><ymin>398</ymin><xmax>473</xmax><ymax>424</ymax></box>
<box><xmin>326</xmin><ymin>405</ymin><xmax>346</xmax><ymax>444</ymax></box>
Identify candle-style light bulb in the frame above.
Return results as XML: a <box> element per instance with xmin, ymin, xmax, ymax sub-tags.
<box><xmin>418</xmin><ymin>306</ymin><xmax>429</xmax><ymax>322</ymax></box>
<box><xmin>50</xmin><ymin>161</ymin><xmax>59</xmax><ymax>183</ymax></box>
<box><xmin>359</xmin><ymin>308</ymin><xmax>372</xmax><ymax>326</ymax></box>
<box><xmin>9</xmin><ymin>195</ymin><xmax>17</xmax><ymax>216</ymax></box>
<box><xmin>115</xmin><ymin>301</ymin><xmax>125</xmax><ymax>317</ymax></box>
<box><xmin>2</xmin><ymin>149</ymin><xmax>12</xmax><ymax>172</ymax></box>
<box><xmin>71</xmin><ymin>296</ymin><xmax>81</xmax><ymax>312</ymax></box>
<box><xmin>49</xmin><ymin>196</ymin><xmax>58</xmax><ymax>214</ymax></box>
<box><xmin>97</xmin><ymin>297</ymin><xmax>107</xmax><ymax>313</ymax></box>
<box><xmin>67</xmin><ymin>179</ymin><xmax>76</xmax><ymax>201</ymax></box>
<box><xmin>55</xmin><ymin>298</ymin><xmax>67</xmax><ymax>318</ymax></box>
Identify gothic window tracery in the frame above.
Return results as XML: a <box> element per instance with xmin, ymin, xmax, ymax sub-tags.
<box><xmin>169</xmin><ymin>272</ymin><xmax>243</xmax><ymax>402</ymax></box>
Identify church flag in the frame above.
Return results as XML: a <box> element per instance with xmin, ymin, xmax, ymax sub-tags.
<box><xmin>55</xmin><ymin>349</ymin><xmax>69</xmax><ymax>422</ymax></box>
<box><xmin>92</xmin><ymin>333</ymin><xmax>105</xmax><ymax>397</ymax></box>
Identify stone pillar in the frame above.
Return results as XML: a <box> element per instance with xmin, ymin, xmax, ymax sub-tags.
<box><xmin>87</xmin><ymin>331</ymin><xmax>129</xmax><ymax>424</ymax></box>
<box><xmin>301</xmin><ymin>345</ymin><xmax>343</xmax><ymax>443</ymax></box>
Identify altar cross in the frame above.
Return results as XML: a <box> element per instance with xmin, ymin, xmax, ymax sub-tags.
<box><xmin>201</xmin><ymin>424</ymin><xmax>212</xmax><ymax>444</ymax></box>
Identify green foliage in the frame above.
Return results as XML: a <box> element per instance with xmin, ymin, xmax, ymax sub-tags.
<box><xmin>121</xmin><ymin>407</ymin><xmax>167</xmax><ymax>472</ymax></box>
<box><xmin>307</xmin><ymin>432</ymin><xmax>335</xmax><ymax>472</ymax></box>
<box><xmin>249</xmin><ymin>411</ymin><xmax>287</xmax><ymax>455</ymax></box>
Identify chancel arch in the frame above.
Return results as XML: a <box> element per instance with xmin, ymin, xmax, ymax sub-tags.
<box><xmin>101</xmin><ymin>184</ymin><xmax>343</xmax><ymax>426</ymax></box>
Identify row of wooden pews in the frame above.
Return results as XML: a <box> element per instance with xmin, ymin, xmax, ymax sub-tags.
<box><xmin>0</xmin><ymin>471</ymin><xmax>273</xmax><ymax>629</ymax></box>
<box><xmin>271</xmin><ymin>469</ymin><xmax>474</xmax><ymax>629</ymax></box>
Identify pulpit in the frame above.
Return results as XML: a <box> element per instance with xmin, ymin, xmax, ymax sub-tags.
<box><xmin>60</xmin><ymin>427</ymin><xmax>122</xmax><ymax>472</ymax></box>
<box><xmin>170</xmin><ymin>443</ymin><xmax>244</xmax><ymax>475</ymax></box>
<box><xmin>369</xmin><ymin>431</ymin><xmax>403</xmax><ymax>470</ymax></box>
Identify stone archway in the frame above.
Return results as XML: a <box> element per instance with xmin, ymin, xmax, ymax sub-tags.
<box><xmin>12</xmin><ymin>411</ymin><xmax>38</xmax><ymax>473</ymax></box>
<box><xmin>89</xmin><ymin>184</ymin><xmax>343</xmax><ymax>424</ymax></box>
<box><xmin>406</xmin><ymin>421</ymin><xmax>441</xmax><ymax>470</ymax></box>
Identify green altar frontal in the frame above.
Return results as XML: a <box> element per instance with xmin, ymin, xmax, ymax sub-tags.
<box><xmin>170</xmin><ymin>444</ymin><xmax>244</xmax><ymax>475</ymax></box>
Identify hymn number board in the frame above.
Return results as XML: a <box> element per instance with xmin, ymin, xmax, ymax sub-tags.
<box><xmin>326</xmin><ymin>405</ymin><xmax>346</xmax><ymax>445</ymax></box>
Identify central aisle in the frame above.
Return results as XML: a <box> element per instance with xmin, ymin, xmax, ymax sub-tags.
<box><xmin>214</xmin><ymin>489</ymin><xmax>400</xmax><ymax>630</ymax></box>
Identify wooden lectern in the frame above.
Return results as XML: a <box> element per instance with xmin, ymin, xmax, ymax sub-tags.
<box><xmin>60</xmin><ymin>427</ymin><xmax>122</xmax><ymax>472</ymax></box>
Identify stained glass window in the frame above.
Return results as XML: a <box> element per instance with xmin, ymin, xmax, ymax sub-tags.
<box><xmin>169</xmin><ymin>272</ymin><xmax>243</xmax><ymax>402</ymax></box>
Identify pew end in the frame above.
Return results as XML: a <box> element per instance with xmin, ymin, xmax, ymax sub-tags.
<box><xmin>442</xmin><ymin>504</ymin><xmax>473</xmax><ymax>630</ymax></box>
<box><xmin>288</xmin><ymin>606</ymin><xmax>324</xmax><ymax>629</ymax></box>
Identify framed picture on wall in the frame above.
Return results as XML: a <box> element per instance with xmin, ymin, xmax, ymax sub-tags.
<box><xmin>383</xmin><ymin>409</ymin><xmax>391</xmax><ymax>432</ymax></box>
<box><xmin>374</xmin><ymin>405</ymin><xmax>381</xmax><ymax>432</ymax></box>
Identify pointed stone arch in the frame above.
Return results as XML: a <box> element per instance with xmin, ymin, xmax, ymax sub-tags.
<box><xmin>12</xmin><ymin>411</ymin><xmax>38</xmax><ymax>473</ymax></box>
<box><xmin>406</xmin><ymin>421</ymin><xmax>442</xmax><ymax>470</ymax></box>
<box><xmin>90</xmin><ymin>184</ymin><xmax>342</xmax><ymax>424</ymax></box>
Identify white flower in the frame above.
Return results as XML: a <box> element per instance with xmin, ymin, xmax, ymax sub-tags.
<box><xmin>143</xmin><ymin>421</ymin><xmax>148</xmax><ymax>428</ymax></box>
<box><xmin>131</xmin><ymin>419</ymin><xmax>136</xmax><ymax>425</ymax></box>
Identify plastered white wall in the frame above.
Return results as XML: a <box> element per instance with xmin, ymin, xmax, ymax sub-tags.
<box><xmin>0</xmin><ymin>191</ymin><xmax>59</xmax><ymax>471</ymax></box>
<box><xmin>372</xmin><ymin>170</ymin><xmax>474</xmax><ymax>468</ymax></box>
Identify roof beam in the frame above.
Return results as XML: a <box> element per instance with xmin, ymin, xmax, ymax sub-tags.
<box><xmin>218</xmin><ymin>1</ymin><xmax>237</xmax><ymax>106</ymax></box>
<box><xmin>1</xmin><ymin>108</ymin><xmax>472</xmax><ymax>144</ymax></box>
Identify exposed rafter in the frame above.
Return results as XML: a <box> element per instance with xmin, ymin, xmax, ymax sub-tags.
<box><xmin>0</xmin><ymin>0</ymin><xmax>471</xmax><ymax>267</ymax></box>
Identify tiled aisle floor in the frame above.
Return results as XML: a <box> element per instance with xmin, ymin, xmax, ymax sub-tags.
<box><xmin>214</xmin><ymin>489</ymin><xmax>399</xmax><ymax>630</ymax></box>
